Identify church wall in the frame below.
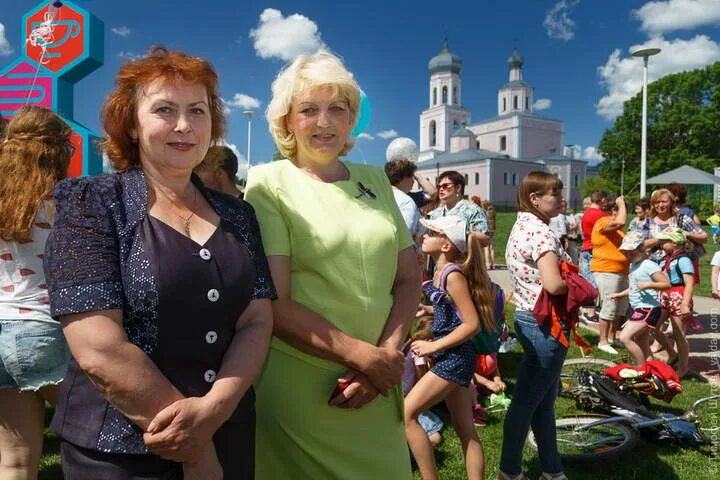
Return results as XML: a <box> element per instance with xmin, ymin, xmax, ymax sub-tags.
<box><xmin>520</xmin><ymin>119</ymin><xmax>563</xmax><ymax>160</ymax></box>
<box><xmin>488</xmin><ymin>159</ymin><xmax>547</xmax><ymax>209</ymax></box>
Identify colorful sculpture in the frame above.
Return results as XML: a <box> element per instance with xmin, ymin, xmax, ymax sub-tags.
<box><xmin>0</xmin><ymin>0</ymin><xmax>104</xmax><ymax>176</ymax></box>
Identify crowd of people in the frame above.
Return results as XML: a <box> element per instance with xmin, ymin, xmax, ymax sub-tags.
<box><xmin>563</xmin><ymin>185</ymin><xmax>712</xmax><ymax>378</ymax></box>
<box><xmin>0</xmin><ymin>45</ymin><xmax>716</xmax><ymax>480</ymax></box>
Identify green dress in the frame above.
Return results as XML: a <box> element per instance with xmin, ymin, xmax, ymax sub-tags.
<box><xmin>245</xmin><ymin>160</ymin><xmax>413</xmax><ymax>480</ymax></box>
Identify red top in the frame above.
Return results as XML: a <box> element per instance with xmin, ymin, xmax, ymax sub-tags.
<box><xmin>581</xmin><ymin>207</ymin><xmax>605</xmax><ymax>251</ymax></box>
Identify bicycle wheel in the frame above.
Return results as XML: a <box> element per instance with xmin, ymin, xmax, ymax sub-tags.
<box><xmin>693</xmin><ymin>396</ymin><xmax>720</xmax><ymax>441</ymax></box>
<box><xmin>560</xmin><ymin>357</ymin><xmax>616</xmax><ymax>386</ymax></box>
<box><xmin>527</xmin><ymin>415</ymin><xmax>639</xmax><ymax>463</ymax></box>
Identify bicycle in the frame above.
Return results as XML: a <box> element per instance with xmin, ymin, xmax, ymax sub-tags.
<box><xmin>527</xmin><ymin>394</ymin><xmax>719</xmax><ymax>463</ymax></box>
<box><xmin>528</xmin><ymin>363</ymin><xmax>720</xmax><ymax>463</ymax></box>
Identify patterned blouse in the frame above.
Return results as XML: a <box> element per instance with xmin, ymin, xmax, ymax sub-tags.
<box><xmin>44</xmin><ymin>167</ymin><xmax>275</xmax><ymax>454</ymax></box>
<box><xmin>0</xmin><ymin>203</ymin><xmax>53</xmax><ymax>322</ymax></box>
<box><xmin>629</xmin><ymin>214</ymin><xmax>704</xmax><ymax>263</ymax></box>
<box><xmin>506</xmin><ymin>212</ymin><xmax>569</xmax><ymax>312</ymax></box>
<box><xmin>429</xmin><ymin>199</ymin><xmax>489</xmax><ymax>234</ymax></box>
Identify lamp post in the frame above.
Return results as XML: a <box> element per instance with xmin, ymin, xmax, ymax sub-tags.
<box><xmin>243</xmin><ymin>110</ymin><xmax>255</xmax><ymax>169</ymax></box>
<box><xmin>631</xmin><ymin>47</ymin><xmax>661</xmax><ymax>198</ymax></box>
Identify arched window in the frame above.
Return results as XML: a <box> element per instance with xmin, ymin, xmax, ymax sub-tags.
<box><xmin>475</xmin><ymin>172</ymin><xmax>479</xmax><ymax>185</ymax></box>
<box><xmin>513</xmin><ymin>95</ymin><xmax>518</xmax><ymax>109</ymax></box>
<box><xmin>433</xmin><ymin>88</ymin><xmax>437</xmax><ymax>105</ymax></box>
<box><xmin>525</xmin><ymin>97</ymin><xmax>529</xmax><ymax>110</ymax></box>
<box><xmin>512</xmin><ymin>173</ymin><xmax>518</xmax><ymax>185</ymax></box>
<box><xmin>503</xmin><ymin>172</ymin><xmax>509</xmax><ymax>185</ymax></box>
<box><xmin>429</xmin><ymin>120</ymin><xmax>436</xmax><ymax>147</ymax></box>
<box><xmin>464</xmin><ymin>173</ymin><xmax>469</xmax><ymax>184</ymax></box>
<box><xmin>442</xmin><ymin>86</ymin><xmax>448</xmax><ymax>104</ymax></box>
<box><xmin>453</xmin><ymin>120</ymin><xmax>459</xmax><ymax>130</ymax></box>
<box><xmin>476</xmin><ymin>140</ymin><xmax>480</xmax><ymax>150</ymax></box>
<box><xmin>453</xmin><ymin>87</ymin><xmax>457</xmax><ymax>105</ymax></box>
<box><xmin>502</xmin><ymin>97</ymin><xmax>507</xmax><ymax>112</ymax></box>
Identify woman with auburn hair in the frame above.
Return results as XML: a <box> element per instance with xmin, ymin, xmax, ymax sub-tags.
<box><xmin>498</xmin><ymin>171</ymin><xmax>571</xmax><ymax>480</ymax></box>
<box><xmin>44</xmin><ymin>47</ymin><xmax>275</xmax><ymax>479</ymax></box>
<box><xmin>245</xmin><ymin>50</ymin><xmax>421</xmax><ymax>479</ymax></box>
<box><xmin>0</xmin><ymin>106</ymin><xmax>73</xmax><ymax>480</ymax></box>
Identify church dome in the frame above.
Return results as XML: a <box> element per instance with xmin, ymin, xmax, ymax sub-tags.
<box><xmin>451</xmin><ymin>126</ymin><xmax>475</xmax><ymax>137</ymax></box>
<box><xmin>428</xmin><ymin>38</ymin><xmax>462</xmax><ymax>75</ymax></box>
<box><xmin>508</xmin><ymin>49</ymin><xmax>524</xmax><ymax>68</ymax></box>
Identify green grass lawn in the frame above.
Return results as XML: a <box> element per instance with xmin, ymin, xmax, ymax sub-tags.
<box><xmin>411</xmin><ymin>304</ymin><xmax>719</xmax><ymax>480</ymax></box>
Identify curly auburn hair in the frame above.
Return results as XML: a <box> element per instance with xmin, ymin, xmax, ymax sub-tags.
<box><xmin>0</xmin><ymin>106</ymin><xmax>72</xmax><ymax>242</ymax></box>
<box><xmin>101</xmin><ymin>46</ymin><xmax>226</xmax><ymax>171</ymax></box>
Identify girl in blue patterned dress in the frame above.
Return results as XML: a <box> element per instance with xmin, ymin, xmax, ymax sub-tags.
<box><xmin>405</xmin><ymin>215</ymin><xmax>487</xmax><ymax>480</ymax></box>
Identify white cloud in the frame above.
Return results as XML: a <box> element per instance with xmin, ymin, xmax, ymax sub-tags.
<box><xmin>111</xmin><ymin>26</ymin><xmax>131</xmax><ymax>37</ymax></box>
<box><xmin>249</xmin><ymin>8</ymin><xmax>324</xmax><ymax>61</ymax></box>
<box><xmin>596</xmin><ymin>35</ymin><xmax>720</xmax><ymax>120</ymax></box>
<box><xmin>377</xmin><ymin>129</ymin><xmax>398</xmax><ymax>139</ymax></box>
<box><xmin>117</xmin><ymin>51</ymin><xmax>145</xmax><ymax>60</ymax></box>
<box><xmin>633</xmin><ymin>0</ymin><xmax>720</xmax><ymax>35</ymax></box>
<box><xmin>0</xmin><ymin>23</ymin><xmax>14</xmax><ymax>56</ymax></box>
<box><xmin>581</xmin><ymin>146</ymin><xmax>604</xmax><ymax>161</ymax></box>
<box><xmin>356</xmin><ymin>133</ymin><xmax>374</xmax><ymax>140</ymax></box>
<box><xmin>533</xmin><ymin>98</ymin><xmax>552</xmax><ymax>110</ymax></box>
<box><xmin>224</xmin><ymin>93</ymin><xmax>261</xmax><ymax>112</ymax></box>
<box><xmin>543</xmin><ymin>1</ymin><xmax>579</xmax><ymax>41</ymax></box>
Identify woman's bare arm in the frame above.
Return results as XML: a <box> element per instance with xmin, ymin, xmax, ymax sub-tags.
<box><xmin>61</xmin><ymin>309</ymin><xmax>184</xmax><ymax>430</ymax></box>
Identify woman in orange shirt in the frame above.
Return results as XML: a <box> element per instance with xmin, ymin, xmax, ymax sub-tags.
<box><xmin>590</xmin><ymin>195</ymin><xmax>628</xmax><ymax>354</ymax></box>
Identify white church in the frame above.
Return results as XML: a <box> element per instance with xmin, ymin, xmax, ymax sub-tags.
<box><xmin>415</xmin><ymin>40</ymin><xmax>588</xmax><ymax>209</ymax></box>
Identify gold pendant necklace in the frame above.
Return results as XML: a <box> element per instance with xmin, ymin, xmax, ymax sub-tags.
<box><xmin>155</xmin><ymin>185</ymin><xmax>197</xmax><ymax>237</ymax></box>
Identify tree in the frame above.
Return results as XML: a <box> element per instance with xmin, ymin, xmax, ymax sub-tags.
<box><xmin>598</xmin><ymin>62</ymin><xmax>720</xmax><ymax>195</ymax></box>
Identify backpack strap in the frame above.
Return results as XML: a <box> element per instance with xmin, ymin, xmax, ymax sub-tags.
<box><xmin>439</xmin><ymin>263</ymin><xmax>464</xmax><ymax>291</ymax></box>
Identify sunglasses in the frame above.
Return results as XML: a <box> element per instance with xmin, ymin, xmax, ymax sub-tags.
<box><xmin>437</xmin><ymin>182</ymin><xmax>456</xmax><ymax>191</ymax></box>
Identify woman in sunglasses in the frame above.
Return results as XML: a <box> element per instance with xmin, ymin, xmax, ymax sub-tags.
<box><xmin>429</xmin><ymin>171</ymin><xmax>489</xmax><ymax>245</ymax></box>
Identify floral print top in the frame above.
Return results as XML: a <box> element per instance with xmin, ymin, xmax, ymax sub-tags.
<box><xmin>506</xmin><ymin>212</ymin><xmax>569</xmax><ymax>312</ymax></box>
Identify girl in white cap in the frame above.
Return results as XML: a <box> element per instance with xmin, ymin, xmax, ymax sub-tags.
<box><xmin>611</xmin><ymin>231</ymin><xmax>671</xmax><ymax>366</ymax></box>
<box><xmin>405</xmin><ymin>215</ymin><xmax>486</xmax><ymax>480</ymax></box>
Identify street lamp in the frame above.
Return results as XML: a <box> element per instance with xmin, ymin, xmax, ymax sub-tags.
<box><xmin>243</xmin><ymin>110</ymin><xmax>256</xmax><ymax>169</ymax></box>
<box><xmin>631</xmin><ymin>47</ymin><xmax>661</xmax><ymax>198</ymax></box>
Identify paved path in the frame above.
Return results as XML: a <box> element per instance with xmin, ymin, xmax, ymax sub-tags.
<box><xmin>490</xmin><ymin>266</ymin><xmax>720</xmax><ymax>384</ymax></box>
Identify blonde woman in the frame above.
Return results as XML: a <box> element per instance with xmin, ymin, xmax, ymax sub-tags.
<box><xmin>0</xmin><ymin>106</ymin><xmax>73</xmax><ymax>480</ymax></box>
<box><xmin>245</xmin><ymin>50</ymin><xmax>421</xmax><ymax>479</ymax></box>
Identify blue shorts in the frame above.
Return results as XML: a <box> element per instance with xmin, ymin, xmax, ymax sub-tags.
<box><xmin>0</xmin><ymin>319</ymin><xmax>70</xmax><ymax>391</ymax></box>
<box><xmin>711</xmin><ymin>225</ymin><xmax>719</xmax><ymax>235</ymax></box>
<box><xmin>419</xmin><ymin>410</ymin><xmax>444</xmax><ymax>436</ymax></box>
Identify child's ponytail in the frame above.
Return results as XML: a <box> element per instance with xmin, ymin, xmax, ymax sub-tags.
<box><xmin>462</xmin><ymin>235</ymin><xmax>498</xmax><ymax>332</ymax></box>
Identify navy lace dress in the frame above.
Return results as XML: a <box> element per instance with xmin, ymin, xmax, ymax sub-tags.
<box><xmin>423</xmin><ymin>263</ymin><xmax>476</xmax><ymax>386</ymax></box>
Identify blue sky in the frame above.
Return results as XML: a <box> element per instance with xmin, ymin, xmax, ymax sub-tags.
<box><xmin>2</xmin><ymin>0</ymin><xmax>719</xmax><ymax>177</ymax></box>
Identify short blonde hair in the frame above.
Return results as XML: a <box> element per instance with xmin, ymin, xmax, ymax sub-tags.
<box><xmin>266</xmin><ymin>50</ymin><xmax>361</xmax><ymax>160</ymax></box>
<box><xmin>649</xmin><ymin>188</ymin><xmax>678</xmax><ymax>218</ymax></box>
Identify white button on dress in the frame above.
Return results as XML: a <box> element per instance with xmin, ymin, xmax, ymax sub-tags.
<box><xmin>206</xmin><ymin>331</ymin><xmax>218</xmax><ymax>344</ymax></box>
<box><xmin>199</xmin><ymin>248</ymin><xmax>212</xmax><ymax>261</ymax></box>
<box><xmin>204</xmin><ymin>369</ymin><xmax>217</xmax><ymax>383</ymax></box>
<box><xmin>207</xmin><ymin>289</ymin><xmax>220</xmax><ymax>302</ymax></box>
